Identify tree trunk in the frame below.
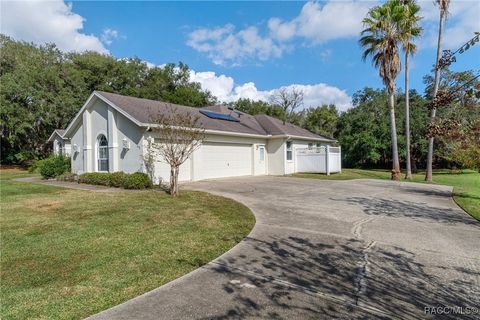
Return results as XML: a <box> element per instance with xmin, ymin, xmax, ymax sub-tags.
<box><xmin>426</xmin><ymin>10</ymin><xmax>445</xmax><ymax>182</ymax></box>
<box><xmin>404</xmin><ymin>50</ymin><xmax>412</xmax><ymax>180</ymax></box>
<box><xmin>169</xmin><ymin>166</ymin><xmax>179</xmax><ymax>196</ymax></box>
<box><xmin>388</xmin><ymin>91</ymin><xmax>401</xmax><ymax>180</ymax></box>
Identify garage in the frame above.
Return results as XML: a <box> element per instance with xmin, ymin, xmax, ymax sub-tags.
<box><xmin>195</xmin><ymin>142</ymin><xmax>253</xmax><ymax>180</ymax></box>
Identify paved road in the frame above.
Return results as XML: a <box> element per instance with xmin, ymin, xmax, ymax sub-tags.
<box><xmin>88</xmin><ymin>177</ymin><xmax>480</xmax><ymax>320</ymax></box>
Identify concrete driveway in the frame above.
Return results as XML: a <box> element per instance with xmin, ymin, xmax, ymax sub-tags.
<box><xmin>88</xmin><ymin>177</ymin><xmax>480</xmax><ymax>320</ymax></box>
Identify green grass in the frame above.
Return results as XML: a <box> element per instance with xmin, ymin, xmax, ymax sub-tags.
<box><xmin>293</xmin><ymin>168</ymin><xmax>480</xmax><ymax>221</ymax></box>
<box><xmin>0</xmin><ymin>169</ymin><xmax>255</xmax><ymax>320</ymax></box>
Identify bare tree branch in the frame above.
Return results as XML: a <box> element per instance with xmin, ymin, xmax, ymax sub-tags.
<box><xmin>146</xmin><ymin>105</ymin><xmax>205</xmax><ymax>196</ymax></box>
<box><xmin>269</xmin><ymin>86</ymin><xmax>304</xmax><ymax>124</ymax></box>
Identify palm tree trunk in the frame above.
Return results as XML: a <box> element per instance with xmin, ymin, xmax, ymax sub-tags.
<box><xmin>389</xmin><ymin>91</ymin><xmax>401</xmax><ymax>180</ymax></box>
<box><xmin>426</xmin><ymin>10</ymin><xmax>445</xmax><ymax>182</ymax></box>
<box><xmin>404</xmin><ymin>50</ymin><xmax>412</xmax><ymax>180</ymax></box>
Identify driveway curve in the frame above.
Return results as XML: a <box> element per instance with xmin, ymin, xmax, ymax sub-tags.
<box><xmin>88</xmin><ymin>177</ymin><xmax>480</xmax><ymax>320</ymax></box>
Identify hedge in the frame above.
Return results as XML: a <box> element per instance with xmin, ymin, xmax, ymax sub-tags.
<box><xmin>78</xmin><ymin>172</ymin><xmax>152</xmax><ymax>190</ymax></box>
<box><xmin>122</xmin><ymin>172</ymin><xmax>153</xmax><ymax>189</ymax></box>
<box><xmin>35</xmin><ymin>155</ymin><xmax>71</xmax><ymax>179</ymax></box>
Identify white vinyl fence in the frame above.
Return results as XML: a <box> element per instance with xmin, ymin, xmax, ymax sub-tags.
<box><xmin>295</xmin><ymin>146</ymin><xmax>342</xmax><ymax>175</ymax></box>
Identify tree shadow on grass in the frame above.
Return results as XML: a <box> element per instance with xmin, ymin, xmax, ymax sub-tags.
<box><xmin>203</xmin><ymin>234</ymin><xmax>478</xmax><ymax>319</ymax></box>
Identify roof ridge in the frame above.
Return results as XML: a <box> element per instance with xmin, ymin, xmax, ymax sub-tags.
<box><xmin>255</xmin><ymin>114</ymin><xmax>286</xmax><ymax>134</ymax></box>
<box><xmin>95</xmin><ymin>90</ymin><xmax>202</xmax><ymax>113</ymax></box>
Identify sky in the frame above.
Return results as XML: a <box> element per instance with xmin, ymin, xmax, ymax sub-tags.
<box><xmin>1</xmin><ymin>0</ymin><xmax>479</xmax><ymax>111</ymax></box>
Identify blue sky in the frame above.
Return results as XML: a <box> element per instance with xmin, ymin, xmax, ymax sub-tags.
<box><xmin>1</xmin><ymin>0</ymin><xmax>479</xmax><ymax>110</ymax></box>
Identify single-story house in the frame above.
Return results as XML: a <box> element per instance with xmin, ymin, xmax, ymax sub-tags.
<box><xmin>47</xmin><ymin>129</ymin><xmax>71</xmax><ymax>156</ymax></box>
<box><xmin>58</xmin><ymin>91</ymin><xmax>341</xmax><ymax>183</ymax></box>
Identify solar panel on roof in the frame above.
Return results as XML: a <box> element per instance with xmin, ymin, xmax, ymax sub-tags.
<box><xmin>200</xmin><ymin>110</ymin><xmax>240</xmax><ymax>122</ymax></box>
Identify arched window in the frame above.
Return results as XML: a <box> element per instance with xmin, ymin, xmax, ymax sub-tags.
<box><xmin>97</xmin><ymin>134</ymin><xmax>109</xmax><ymax>172</ymax></box>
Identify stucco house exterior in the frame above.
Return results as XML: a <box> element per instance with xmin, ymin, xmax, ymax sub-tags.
<box><xmin>59</xmin><ymin>91</ymin><xmax>340</xmax><ymax>183</ymax></box>
<box><xmin>47</xmin><ymin>129</ymin><xmax>71</xmax><ymax>156</ymax></box>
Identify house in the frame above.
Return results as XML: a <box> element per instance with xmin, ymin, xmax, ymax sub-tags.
<box><xmin>60</xmin><ymin>91</ymin><xmax>341</xmax><ymax>183</ymax></box>
<box><xmin>47</xmin><ymin>129</ymin><xmax>71</xmax><ymax>156</ymax></box>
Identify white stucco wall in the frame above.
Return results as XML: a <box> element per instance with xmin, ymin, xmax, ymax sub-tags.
<box><xmin>116</xmin><ymin>111</ymin><xmax>144</xmax><ymax>173</ymax></box>
<box><xmin>266</xmin><ymin>138</ymin><xmax>285</xmax><ymax>175</ymax></box>
<box><xmin>69</xmin><ymin>98</ymin><xmax>145</xmax><ymax>174</ymax></box>
<box><xmin>70</xmin><ymin>123</ymin><xmax>84</xmax><ymax>174</ymax></box>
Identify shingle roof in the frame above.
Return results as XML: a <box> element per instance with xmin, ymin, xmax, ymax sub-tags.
<box><xmin>254</xmin><ymin>114</ymin><xmax>332</xmax><ymax>140</ymax></box>
<box><xmin>96</xmin><ymin>91</ymin><xmax>333</xmax><ymax>140</ymax></box>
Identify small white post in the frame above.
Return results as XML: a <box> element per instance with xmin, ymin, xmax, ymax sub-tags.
<box><xmin>338</xmin><ymin>146</ymin><xmax>342</xmax><ymax>173</ymax></box>
<box><xmin>326</xmin><ymin>145</ymin><xmax>330</xmax><ymax>176</ymax></box>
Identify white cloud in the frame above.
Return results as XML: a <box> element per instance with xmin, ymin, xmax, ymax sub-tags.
<box><xmin>187</xmin><ymin>24</ymin><xmax>283</xmax><ymax>66</ymax></box>
<box><xmin>100</xmin><ymin>28</ymin><xmax>119</xmax><ymax>46</ymax></box>
<box><xmin>190</xmin><ymin>70</ymin><xmax>352</xmax><ymax>111</ymax></box>
<box><xmin>1</xmin><ymin>0</ymin><xmax>108</xmax><ymax>53</ymax></box>
<box><xmin>270</xmin><ymin>1</ymin><xmax>373</xmax><ymax>44</ymax></box>
<box><xmin>419</xmin><ymin>0</ymin><xmax>480</xmax><ymax>48</ymax></box>
<box><xmin>268</xmin><ymin>17</ymin><xmax>296</xmax><ymax>41</ymax></box>
<box><xmin>187</xmin><ymin>1</ymin><xmax>374</xmax><ymax>65</ymax></box>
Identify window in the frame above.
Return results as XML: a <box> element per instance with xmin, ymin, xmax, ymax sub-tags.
<box><xmin>316</xmin><ymin>143</ymin><xmax>322</xmax><ymax>148</ymax></box>
<box><xmin>97</xmin><ymin>134</ymin><xmax>109</xmax><ymax>172</ymax></box>
<box><xmin>259</xmin><ymin>146</ymin><xmax>265</xmax><ymax>161</ymax></box>
<box><xmin>286</xmin><ymin>141</ymin><xmax>293</xmax><ymax>161</ymax></box>
<box><xmin>57</xmin><ymin>141</ymin><xmax>64</xmax><ymax>156</ymax></box>
<box><xmin>308</xmin><ymin>143</ymin><xmax>313</xmax><ymax>150</ymax></box>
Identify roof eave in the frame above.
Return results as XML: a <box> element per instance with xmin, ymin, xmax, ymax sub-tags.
<box><xmin>271</xmin><ymin>134</ymin><xmax>336</xmax><ymax>142</ymax></box>
<box><xmin>47</xmin><ymin>130</ymin><xmax>70</xmax><ymax>143</ymax></box>
<box><xmin>63</xmin><ymin>91</ymin><xmax>146</xmax><ymax>138</ymax></box>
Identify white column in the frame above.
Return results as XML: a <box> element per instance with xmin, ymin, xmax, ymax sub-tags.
<box><xmin>107</xmin><ymin>106</ymin><xmax>119</xmax><ymax>172</ymax></box>
<box><xmin>326</xmin><ymin>145</ymin><xmax>330</xmax><ymax>176</ymax></box>
<box><xmin>83</xmin><ymin>109</ymin><xmax>93</xmax><ymax>172</ymax></box>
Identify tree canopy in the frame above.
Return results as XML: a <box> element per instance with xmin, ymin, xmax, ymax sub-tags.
<box><xmin>0</xmin><ymin>35</ymin><xmax>215</xmax><ymax>163</ymax></box>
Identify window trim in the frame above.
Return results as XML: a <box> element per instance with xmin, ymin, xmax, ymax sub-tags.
<box><xmin>286</xmin><ymin>141</ymin><xmax>293</xmax><ymax>161</ymax></box>
<box><xmin>96</xmin><ymin>134</ymin><xmax>109</xmax><ymax>172</ymax></box>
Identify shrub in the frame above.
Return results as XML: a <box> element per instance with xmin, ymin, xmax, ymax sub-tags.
<box><xmin>28</xmin><ymin>160</ymin><xmax>40</xmax><ymax>173</ymax></box>
<box><xmin>78</xmin><ymin>172</ymin><xmax>111</xmax><ymax>186</ymax></box>
<box><xmin>109</xmin><ymin>171</ymin><xmax>127</xmax><ymax>187</ymax></box>
<box><xmin>78</xmin><ymin>171</ymin><xmax>152</xmax><ymax>189</ymax></box>
<box><xmin>37</xmin><ymin>155</ymin><xmax>71</xmax><ymax>179</ymax></box>
<box><xmin>122</xmin><ymin>172</ymin><xmax>153</xmax><ymax>189</ymax></box>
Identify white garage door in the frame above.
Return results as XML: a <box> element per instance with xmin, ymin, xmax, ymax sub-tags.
<box><xmin>196</xmin><ymin>143</ymin><xmax>252</xmax><ymax>180</ymax></box>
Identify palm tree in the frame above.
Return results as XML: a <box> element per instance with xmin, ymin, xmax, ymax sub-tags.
<box><xmin>360</xmin><ymin>0</ymin><xmax>403</xmax><ymax>180</ymax></box>
<box><xmin>426</xmin><ymin>0</ymin><xmax>450</xmax><ymax>182</ymax></box>
<box><xmin>398</xmin><ymin>0</ymin><xmax>422</xmax><ymax>180</ymax></box>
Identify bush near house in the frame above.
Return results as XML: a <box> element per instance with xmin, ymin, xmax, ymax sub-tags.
<box><xmin>109</xmin><ymin>171</ymin><xmax>128</xmax><ymax>188</ymax></box>
<box><xmin>122</xmin><ymin>172</ymin><xmax>153</xmax><ymax>189</ymax></box>
<box><xmin>78</xmin><ymin>172</ymin><xmax>111</xmax><ymax>186</ymax></box>
<box><xmin>78</xmin><ymin>172</ymin><xmax>152</xmax><ymax>189</ymax></box>
<box><xmin>35</xmin><ymin>155</ymin><xmax>71</xmax><ymax>179</ymax></box>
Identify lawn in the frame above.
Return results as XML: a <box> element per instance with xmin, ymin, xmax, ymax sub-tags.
<box><xmin>0</xmin><ymin>169</ymin><xmax>255</xmax><ymax>320</ymax></box>
<box><xmin>293</xmin><ymin>169</ymin><xmax>480</xmax><ymax>221</ymax></box>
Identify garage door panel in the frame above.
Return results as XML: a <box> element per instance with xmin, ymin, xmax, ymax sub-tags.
<box><xmin>197</xmin><ymin>143</ymin><xmax>252</xmax><ymax>180</ymax></box>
